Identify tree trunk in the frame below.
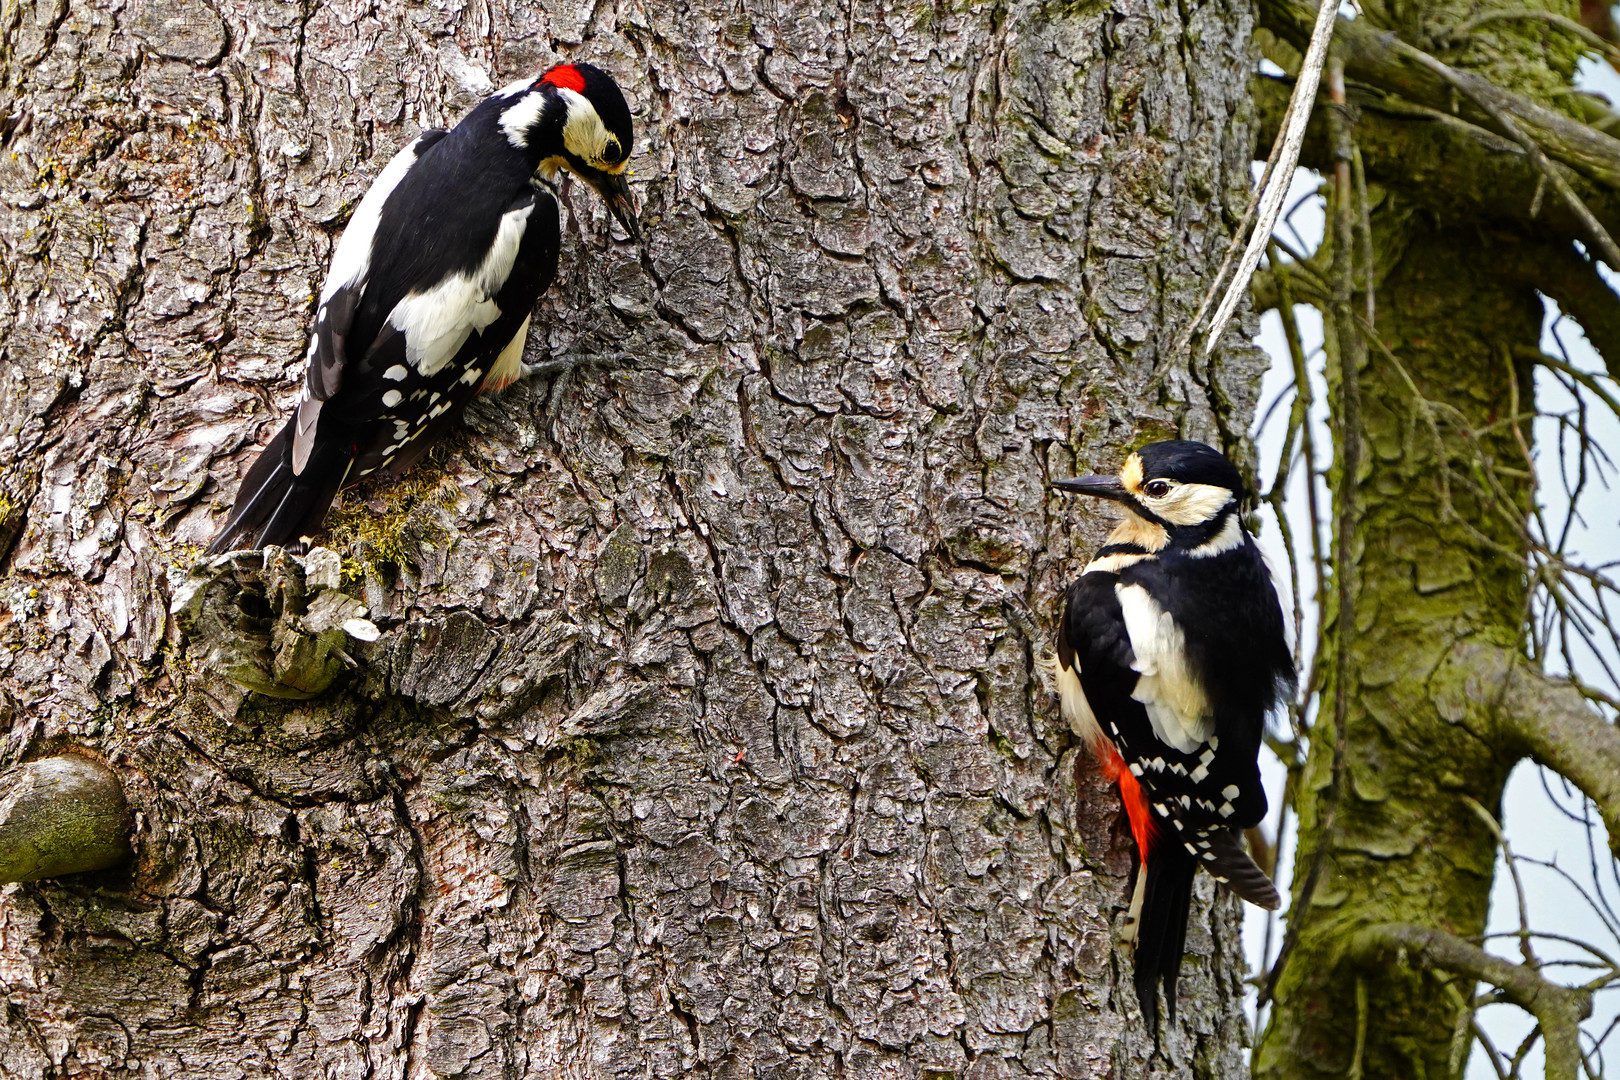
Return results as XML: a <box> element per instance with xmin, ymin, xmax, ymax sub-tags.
<box><xmin>0</xmin><ymin>0</ymin><xmax>1266</xmax><ymax>1074</ymax></box>
<box><xmin>1256</xmin><ymin>210</ymin><xmax>1538</xmax><ymax>1078</ymax></box>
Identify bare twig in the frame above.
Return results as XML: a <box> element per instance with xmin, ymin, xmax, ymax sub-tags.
<box><xmin>1262</xmin><ymin>58</ymin><xmax>1368</xmax><ymax>1009</ymax></box>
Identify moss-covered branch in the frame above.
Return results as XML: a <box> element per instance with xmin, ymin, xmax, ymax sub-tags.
<box><xmin>1254</xmin><ymin>75</ymin><xmax>1620</xmax><ymax>258</ymax></box>
<box><xmin>1354</xmin><ymin>922</ymin><xmax>1592</xmax><ymax>1080</ymax></box>
<box><xmin>1453</xmin><ymin>641</ymin><xmax>1620</xmax><ymax>858</ymax></box>
<box><xmin>1510</xmin><ymin>240</ymin><xmax>1620</xmax><ymax>373</ymax></box>
<box><xmin>1259</xmin><ymin>0</ymin><xmax>1620</xmax><ymax>189</ymax></box>
<box><xmin>0</xmin><ymin>756</ymin><xmax>133</xmax><ymax>883</ymax></box>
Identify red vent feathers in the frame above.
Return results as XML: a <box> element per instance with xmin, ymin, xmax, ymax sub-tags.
<box><xmin>540</xmin><ymin>64</ymin><xmax>586</xmax><ymax>93</ymax></box>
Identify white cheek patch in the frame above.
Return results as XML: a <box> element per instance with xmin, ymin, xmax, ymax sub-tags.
<box><xmin>1187</xmin><ymin>513</ymin><xmax>1245</xmax><ymax>558</ymax></box>
<box><xmin>558</xmin><ymin>88</ymin><xmax>616</xmax><ymax>165</ymax></box>
<box><xmin>1151</xmin><ymin>482</ymin><xmax>1235</xmax><ymax>527</ymax></box>
<box><xmin>1115</xmin><ymin>583</ymin><xmax>1213</xmax><ymax>753</ymax></box>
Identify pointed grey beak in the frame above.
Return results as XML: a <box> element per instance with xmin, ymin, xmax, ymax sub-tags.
<box><xmin>591</xmin><ymin>170</ymin><xmax>641</xmax><ymax>242</ymax></box>
<box><xmin>1054</xmin><ymin>475</ymin><xmax>1132</xmax><ymax>502</ymax></box>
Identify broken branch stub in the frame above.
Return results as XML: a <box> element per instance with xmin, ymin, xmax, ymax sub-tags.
<box><xmin>171</xmin><ymin>546</ymin><xmax>381</xmax><ymax>699</ymax></box>
<box><xmin>0</xmin><ymin>756</ymin><xmax>133</xmax><ymax>883</ymax></box>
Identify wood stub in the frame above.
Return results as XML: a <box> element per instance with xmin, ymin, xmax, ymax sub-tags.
<box><xmin>0</xmin><ymin>756</ymin><xmax>134</xmax><ymax>884</ymax></box>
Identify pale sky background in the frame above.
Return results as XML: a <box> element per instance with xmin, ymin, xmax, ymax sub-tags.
<box><xmin>1243</xmin><ymin>54</ymin><xmax>1620</xmax><ymax>1075</ymax></box>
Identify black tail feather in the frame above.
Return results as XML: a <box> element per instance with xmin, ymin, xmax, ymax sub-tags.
<box><xmin>1204</xmin><ymin>829</ymin><xmax>1282</xmax><ymax>909</ymax></box>
<box><xmin>207</xmin><ymin>419</ymin><xmax>353</xmax><ymax>554</ymax></box>
<box><xmin>1133</xmin><ymin>844</ymin><xmax>1197</xmax><ymax>1036</ymax></box>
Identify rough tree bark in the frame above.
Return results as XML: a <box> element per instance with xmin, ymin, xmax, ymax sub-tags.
<box><xmin>0</xmin><ymin>0</ymin><xmax>1268</xmax><ymax>1074</ymax></box>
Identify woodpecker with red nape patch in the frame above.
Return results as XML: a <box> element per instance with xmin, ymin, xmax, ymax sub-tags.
<box><xmin>1052</xmin><ymin>440</ymin><xmax>1293</xmax><ymax>1033</ymax></box>
<box><xmin>208</xmin><ymin>62</ymin><xmax>639</xmax><ymax>554</ymax></box>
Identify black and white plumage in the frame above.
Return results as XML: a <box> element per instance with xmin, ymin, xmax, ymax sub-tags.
<box><xmin>208</xmin><ymin>62</ymin><xmax>638</xmax><ymax>554</ymax></box>
<box><xmin>1052</xmin><ymin>440</ymin><xmax>1294</xmax><ymax>1033</ymax></box>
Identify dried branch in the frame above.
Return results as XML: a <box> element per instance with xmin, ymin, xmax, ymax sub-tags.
<box><xmin>1354</xmin><ymin>923</ymin><xmax>1592</xmax><ymax>1080</ymax></box>
<box><xmin>1183</xmin><ymin>0</ymin><xmax>1338</xmax><ymax>355</ymax></box>
<box><xmin>1387</xmin><ymin>40</ymin><xmax>1620</xmax><ymax>269</ymax></box>
<box><xmin>1444</xmin><ymin>11</ymin><xmax>1620</xmax><ymax>72</ymax></box>
<box><xmin>0</xmin><ymin>756</ymin><xmax>133</xmax><ymax>883</ymax></box>
<box><xmin>1255</xmin><ymin>76</ymin><xmax>1620</xmax><ymax>278</ymax></box>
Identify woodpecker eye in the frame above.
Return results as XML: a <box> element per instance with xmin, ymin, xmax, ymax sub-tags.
<box><xmin>600</xmin><ymin>139</ymin><xmax>623</xmax><ymax>165</ymax></box>
<box><xmin>1143</xmin><ymin>479</ymin><xmax>1172</xmax><ymax>498</ymax></box>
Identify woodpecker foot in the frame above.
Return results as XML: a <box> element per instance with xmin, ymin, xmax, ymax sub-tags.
<box><xmin>999</xmin><ymin>594</ymin><xmax>1044</xmax><ymax>643</ymax></box>
<box><xmin>519</xmin><ymin>350</ymin><xmax>633</xmax><ymax>383</ymax></box>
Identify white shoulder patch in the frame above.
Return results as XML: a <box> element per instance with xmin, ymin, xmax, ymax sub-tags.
<box><xmin>320</xmin><ymin>132</ymin><xmax>435</xmax><ymax>304</ymax></box>
<box><xmin>557</xmin><ymin>87</ymin><xmax>618</xmax><ymax>165</ymax></box>
<box><xmin>1115</xmin><ymin>583</ymin><xmax>1212</xmax><ymax>753</ymax></box>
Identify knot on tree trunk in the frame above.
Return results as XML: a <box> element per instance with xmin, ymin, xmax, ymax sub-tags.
<box><xmin>0</xmin><ymin>755</ymin><xmax>133</xmax><ymax>883</ymax></box>
<box><xmin>171</xmin><ymin>546</ymin><xmax>380</xmax><ymax>699</ymax></box>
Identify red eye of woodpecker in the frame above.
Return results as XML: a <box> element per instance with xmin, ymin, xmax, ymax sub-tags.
<box><xmin>1144</xmin><ymin>480</ymin><xmax>1171</xmax><ymax>498</ymax></box>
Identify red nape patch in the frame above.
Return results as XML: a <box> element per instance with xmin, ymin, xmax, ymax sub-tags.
<box><xmin>541</xmin><ymin>64</ymin><xmax>586</xmax><ymax>93</ymax></box>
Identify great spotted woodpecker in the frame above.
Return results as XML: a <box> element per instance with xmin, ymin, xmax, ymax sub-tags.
<box><xmin>1053</xmin><ymin>440</ymin><xmax>1293</xmax><ymax>1032</ymax></box>
<box><xmin>208</xmin><ymin>62</ymin><xmax>638</xmax><ymax>554</ymax></box>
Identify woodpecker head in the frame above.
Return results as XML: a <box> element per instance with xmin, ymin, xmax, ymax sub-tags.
<box><xmin>1055</xmin><ymin>440</ymin><xmax>1246</xmax><ymax>549</ymax></box>
<box><xmin>497</xmin><ymin>62</ymin><xmax>640</xmax><ymax>239</ymax></box>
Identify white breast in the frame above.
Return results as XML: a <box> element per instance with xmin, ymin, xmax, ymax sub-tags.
<box><xmin>1115</xmin><ymin>582</ymin><xmax>1213</xmax><ymax>753</ymax></box>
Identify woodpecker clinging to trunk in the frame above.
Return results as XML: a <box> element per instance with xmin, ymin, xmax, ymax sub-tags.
<box><xmin>1052</xmin><ymin>440</ymin><xmax>1294</xmax><ymax>1033</ymax></box>
<box><xmin>208</xmin><ymin>62</ymin><xmax>639</xmax><ymax>554</ymax></box>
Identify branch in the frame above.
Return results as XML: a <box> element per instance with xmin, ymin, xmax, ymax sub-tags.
<box><xmin>1444</xmin><ymin>11</ymin><xmax>1620</xmax><ymax>74</ymax></box>
<box><xmin>1450</xmin><ymin>641</ymin><xmax>1620</xmax><ymax>859</ymax></box>
<box><xmin>1510</xmin><ymin>240</ymin><xmax>1620</xmax><ymax>375</ymax></box>
<box><xmin>1254</xmin><ymin>76</ymin><xmax>1620</xmax><ymax>271</ymax></box>
<box><xmin>1183</xmin><ymin>0</ymin><xmax>1339</xmax><ymax>355</ymax></box>
<box><xmin>1355</xmin><ymin>923</ymin><xmax>1592</xmax><ymax>1080</ymax></box>
<box><xmin>1391</xmin><ymin>39</ymin><xmax>1620</xmax><ymax>269</ymax></box>
<box><xmin>1258</xmin><ymin>0</ymin><xmax>1620</xmax><ymax>191</ymax></box>
<box><xmin>0</xmin><ymin>756</ymin><xmax>133</xmax><ymax>883</ymax></box>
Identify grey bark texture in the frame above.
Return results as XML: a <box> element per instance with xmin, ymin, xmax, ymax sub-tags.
<box><xmin>0</xmin><ymin>0</ymin><xmax>1268</xmax><ymax>1074</ymax></box>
